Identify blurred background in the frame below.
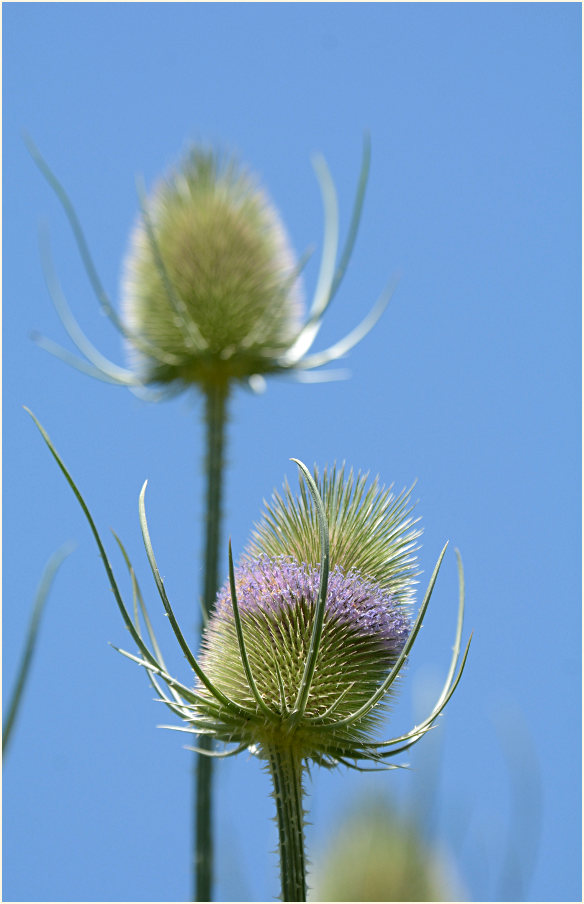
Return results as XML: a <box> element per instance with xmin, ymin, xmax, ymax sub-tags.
<box><xmin>2</xmin><ymin>4</ymin><xmax>581</xmax><ymax>901</ymax></box>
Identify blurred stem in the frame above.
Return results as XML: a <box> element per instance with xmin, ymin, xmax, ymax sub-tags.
<box><xmin>195</xmin><ymin>743</ymin><xmax>214</xmax><ymax>901</ymax></box>
<box><xmin>194</xmin><ymin>380</ymin><xmax>229</xmax><ymax>901</ymax></box>
<box><xmin>268</xmin><ymin>745</ymin><xmax>307</xmax><ymax>902</ymax></box>
<box><xmin>3</xmin><ymin>544</ymin><xmax>72</xmax><ymax>757</ymax></box>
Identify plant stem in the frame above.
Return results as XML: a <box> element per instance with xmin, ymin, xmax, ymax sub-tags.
<box><xmin>194</xmin><ymin>380</ymin><xmax>229</xmax><ymax>902</ymax></box>
<box><xmin>268</xmin><ymin>745</ymin><xmax>308</xmax><ymax>902</ymax></box>
<box><xmin>194</xmin><ymin>743</ymin><xmax>214</xmax><ymax>901</ymax></box>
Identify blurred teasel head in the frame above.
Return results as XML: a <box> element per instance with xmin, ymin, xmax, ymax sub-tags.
<box><xmin>122</xmin><ymin>149</ymin><xmax>304</xmax><ymax>388</ymax></box>
<box><xmin>29</xmin><ymin>135</ymin><xmax>395</xmax><ymax>397</ymax></box>
<box><xmin>310</xmin><ymin>795</ymin><xmax>462</xmax><ymax>901</ymax></box>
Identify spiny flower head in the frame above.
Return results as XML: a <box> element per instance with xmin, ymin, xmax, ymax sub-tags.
<box><xmin>30</xmin><ymin>135</ymin><xmax>396</xmax><ymax>396</ymax></box>
<box><xmin>122</xmin><ymin>149</ymin><xmax>303</xmax><ymax>387</ymax></box>
<box><xmin>186</xmin><ymin>461</ymin><xmax>467</xmax><ymax>772</ymax></box>
<box><xmin>30</xmin><ymin>409</ymin><xmax>471</xmax><ymax>776</ymax></box>
<box><xmin>195</xmin><ymin>466</ymin><xmax>420</xmax><ymax>760</ymax></box>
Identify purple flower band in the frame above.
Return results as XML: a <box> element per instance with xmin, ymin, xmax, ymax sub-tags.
<box><xmin>214</xmin><ymin>556</ymin><xmax>411</xmax><ymax>654</ymax></box>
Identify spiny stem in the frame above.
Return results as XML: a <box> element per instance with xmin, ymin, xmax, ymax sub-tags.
<box><xmin>268</xmin><ymin>746</ymin><xmax>308</xmax><ymax>902</ymax></box>
<box><xmin>202</xmin><ymin>381</ymin><xmax>229</xmax><ymax>618</ymax></box>
<box><xmin>194</xmin><ymin>745</ymin><xmax>214</xmax><ymax>901</ymax></box>
<box><xmin>194</xmin><ymin>380</ymin><xmax>229</xmax><ymax>902</ymax></box>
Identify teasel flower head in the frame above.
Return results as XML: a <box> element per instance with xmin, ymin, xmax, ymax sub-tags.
<box><xmin>29</xmin><ymin>135</ymin><xmax>395</xmax><ymax>398</ymax></box>
<box><xmin>130</xmin><ymin>458</ymin><xmax>468</xmax><ymax>771</ymax></box>
<box><xmin>30</xmin><ymin>409</ymin><xmax>471</xmax><ymax>776</ymax></box>
<box><xmin>121</xmin><ymin>149</ymin><xmax>304</xmax><ymax>388</ymax></box>
<box><xmin>196</xmin><ymin>465</ymin><xmax>421</xmax><ymax>761</ymax></box>
<box><xmin>30</xmin><ymin>412</ymin><xmax>472</xmax><ymax>901</ymax></box>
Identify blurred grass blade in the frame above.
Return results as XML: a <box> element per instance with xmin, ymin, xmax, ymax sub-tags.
<box><xmin>3</xmin><ymin>543</ymin><xmax>74</xmax><ymax>756</ymax></box>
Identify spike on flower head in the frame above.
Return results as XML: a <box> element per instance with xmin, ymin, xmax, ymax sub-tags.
<box><xmin>246</xmin><ymin>463</ymin><xmax>421</xmax><ymax>603</ymax></box>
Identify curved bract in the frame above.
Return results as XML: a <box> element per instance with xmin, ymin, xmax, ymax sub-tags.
<box><xmin>28</xmin><ymin>410</ymin><xmax>471</xmax><ymax>774</ymax></box>
<box><xmin>29</xmin><ymin>135</ymin><xmax>395</xmax><ymax>397</ymax></box>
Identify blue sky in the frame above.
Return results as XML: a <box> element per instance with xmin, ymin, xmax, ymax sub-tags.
<box><xmin>3</xmin><ymin>3</ymin><xmax>581</xmax><ymax>902</ymax></box>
